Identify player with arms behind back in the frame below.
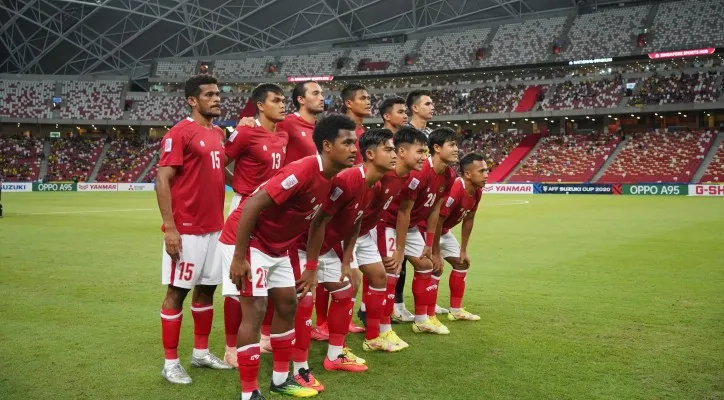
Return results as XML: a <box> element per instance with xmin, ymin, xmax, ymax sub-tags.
<box><xmin>156</xmin><ymin>74</ymin><xmax>232</xmax><ymax>385</ymax></box>
<box><xmin>221</xmin><ymin>83</ymin><xmax>289</xmax><ymax>367</ymax></box>
<box><xmin>436</xmin><ymin>152</ymin><xmax>488</xmax><ymax>321</ymax></box>
<box><xmin>220</xmin><ymin>115</ymin><xmax>358</xmax><ymax>400</ymax></box>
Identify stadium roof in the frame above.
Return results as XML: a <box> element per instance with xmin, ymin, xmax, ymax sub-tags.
<box><xmin>0</xmin><ymin>0</ymin><xmax>652</xmax><ymax>79</ymax></box>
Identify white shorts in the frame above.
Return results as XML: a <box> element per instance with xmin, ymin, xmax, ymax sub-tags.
<box><xmin>217</xmin><ymin>243</ymin><xmax>295</xmax><ymax>297</ymax></box>
<box><xmin>354</xmin><ymin>227</ymin><xmax>382</xmax><ymax>267</ymax></box>
<box><xmin>296</xmin><ymin>248</ymin><xmax>349</xmax><ymax>284</ymax></box>
<box><xmin>228</xmin><ymin>193</ymin><xmax>243</xmax><ymax>217</ymax></box>
<box><xmin>377</xmin><ymin>226</ymin><xmax>425</xmax><ymax>258</ymax></box>
<box><xmin>440</xmin><ymin>231</ymin><xmax>461</xmax><ymax>259</ymax></box>
<box><xmin>161</xmin><ymin>231</ymin><xmax>221</xmax><ymax>289</ymax></box>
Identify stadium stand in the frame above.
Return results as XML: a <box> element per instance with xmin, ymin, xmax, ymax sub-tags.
<box><xmin>143</xmin><ymin>163</ymin><xmax>158</xmax><ymax>183</ymax></box>
<box><xmin>410</xmin><ymin>28</ymin><xmax>491</xmax><ymax>72</ymax></box>
<box><xmin>482</xmin><ymin>16</ymin><xmax>567</xmax><ymax>67</ymax></box>
<box><xmin>565</xmin><ymin>6</ymin><xmax>650</xmax><ymax>60</ymax></box>
<box><xmin>510</xmin><ymin>133</ymin><xmax>620</xmax><ymax>182</ymax></box>
<box><xmin>542</xmin><ymin>77</ymin><xmax>624</xmax><ymax>110</ymax></box>
<box><xmin>456</xmin><ymin>85</ymin><xmax>527</xmax><ymax>114</ymax></box>
<box><xmin>95</xmin><ymin>137</ymin><xmax>160</xmax><ymax>183</ymax></box>
<box><xmin>650</xmin><ymin>0</ymin><xmax>724</xmax><ymax>51</ymax></box>
<box><xmin>461</xmin><ymin>131</ymin><xmax>527</xmax><ymax>170</ymax></box>
<box><xmin>45</xmin><ymin>137</ymin><xmax>106</xmax><ymax>182</ymax></box>
<box><xmin>128</xmin><ymin>94</ymin><xmax>187</xmax><ymax>122</ymax></box>
<box><xmin>214</xmin><ymin>57</ymin><xmax>275</xmax><ymax>79</ymax></box>
<box><xmin>58</xmin><ymin>80</ymin><xmax>125</xmax><ymax>120</ymax></box>
<box><xmin>0</xmin><ymin>136</ymin><xmax>44</xmax><ymax>181</ymax></box>
<box><xmin>0</xmin><ymin>80</ymin><xmax>54</xmax><ymax>119</ymax></box>
<box><xmin>156</xmin><ymin>60</ymin><xmax>197</xmax><ymax>78</ymax></box>
<box><xmin>628</xmin><ymin>72</ymin><xmax>720</xmax><ymax>106</ymax></box>
<box><xmin>699</xmin><ymin>140</ymin><xmax>724</xmax><ymax>183</ymax></box>
<box><xmin>598</xmin><ymin>131</ymin><xmax>715</xmax><ymax>183</ymax></box>
<box><xmin>279</xmin><ymin>51</ymin><xmax>344</xmax><ymax>76</ymax></box>
<box><xmin>341</xmin><ymin>41</ymin><xmax>419</xmax><ymax>75</ymax></box>
<box><xmin>219</xmin><ymin>96</ymin><xmax>248</xmax><ymax>121</ymax></box>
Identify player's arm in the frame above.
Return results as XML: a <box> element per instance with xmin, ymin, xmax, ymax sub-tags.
<box><xmin>224</xmin><ymin>160</ymin><xmax>234</xmax><ymax>187</ymax></box>
<box><xmin>390</xmin><ymin>198</ymin><xmax>413</xmax><ymax>273</ymax></box>
<box><xmin>229</xmin><ymin>189</ymin><xmax>275</xmax><ymax>289</ymax></box>
<box><xmin>425</xmin><ymin>197</ymin><xmax>445</xmax><ymax>271</ymax></box>
<box><xmin>459</xmin><ymin>211</ymin><xmax>476</xmax><ymax>268</ymax></box>
<box><xmin>156</xmin><ymin>165</ymin><xmax>181</xmax><ymax>261</ymax></box>
<box><xmin>340</xmin><ymin>218</ymin><xmax>362</xmax><ymax>284</ymax></box>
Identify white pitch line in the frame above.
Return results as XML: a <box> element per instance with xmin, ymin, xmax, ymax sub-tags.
<box><xmin>10</xmin><ymin>208</ymin><xmax>156</xmax><ymax>216</ymax></box>
<box><xmin>485</xmin><ymin>200</ymin><xmax>530</xmax><ymax>206</ymax></box>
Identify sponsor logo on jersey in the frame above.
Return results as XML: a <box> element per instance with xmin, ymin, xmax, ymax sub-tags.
<box><xmin>281</xmin><ymin>174</ymin><xmax>298</xmax><ymax>190</ymax></box>
<box><xmin>408</xmin><ymin>178</ymin><xmax>420</xmax><ymax>190</ymax></box>
<box><xmin>164</xmin><ymin>138</ymin><xmax>172</xmax><ymax>152</ymax></box>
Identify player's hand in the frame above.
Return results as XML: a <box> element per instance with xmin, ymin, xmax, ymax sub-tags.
<box><xmin>237</xmin><ymin>117</ymin><xmax>255</xmax><ymax>129</ymax></box>
<box><xmin>432</xmin><ymin>253</ymin><xmax>443</xmax><ymax>274</ymax></box>
<box><xmin>164</xmin><ymin>226</ymin><xmax>182</xmax><ymax>261</ymax></box>
<box><xmin>391</xmin><ymin>250</ymin><xmax>404</xmax><ymax>274</ymax></box>
<box><xmin>340</xmin><ymin>262</ymin><xmax>353</xmax><ymax>284</ymax></box>
<box><xmin>382</xmin><ymin>256</ymin><xmax>397</xmax><ymax>273</ymax></box>
<box><xmin>229</xmin><ymin>257</ymin><xmax>251</xmax><ymax>291</ymax></box>
<box><xmin>421</xmin><ymin>245</ymin><xmax>432</xmax><ymax>260</ymax></box>
<box><xmin>460</xmin><ymin>250</ymin><xmax>471</xmax><ymax>269</ymax></box>
<box><xmin>296</xmin><ymin>269</ymin><xmax>318</xmax><ymax>298</ymax></box>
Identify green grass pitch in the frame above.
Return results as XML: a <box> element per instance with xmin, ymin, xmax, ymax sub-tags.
<box><xmin>1</xmin><ymin>193</ymin><xmax>723</xmax><ymax>399</ymax></box>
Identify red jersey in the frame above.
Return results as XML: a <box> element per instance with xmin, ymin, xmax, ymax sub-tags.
<box><xmin>360</xmin><ymin>170</ymin><xmax>407</xmax><ymax>234</ymax></box>
<box><xmin>219</xmin><ymin>155</ymin><xmax>332</xmax><ymax>256</ymax></box>
<box><xmin>158</xmin><ymin>117</ymin><xmax>226</xmax><ymax>235</ymax></box>
<box><xmin>381</xmin><ymin>157</ymin><xmax>456</xmax><ymax>229</ymax></box>
<box><xmin>354</xmin><ymin>125</ymin><xmax>365</xmax><ymax>164</ymax></box>
<box><xmin>225</xmin><ymin>120</ymin><xmax>289</xmax><ymax>196</ymax></box>
<box><xmin>298</xmin><ymin>165</ymin><xmax>375</xmax><ymax>254</ymax></box>
<box><xmin>278</xmin><ymin>113</ymin><xmax>317</xmax><ymax>166</ymax></box>
<box><xmin>438</xmin><ymin>177</ymin><xmax>482</xmax><ymax>234</ymax></box>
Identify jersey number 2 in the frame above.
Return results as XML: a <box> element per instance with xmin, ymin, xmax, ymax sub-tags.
<box><xmin>424</xmin><ymin>193</ymin><xmax>436</xmax><ymax>207</ymax></box>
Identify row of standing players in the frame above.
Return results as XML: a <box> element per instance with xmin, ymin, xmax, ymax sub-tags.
<box><xmin>155</xmin><ymin>74</ymin><xmax>489</xmax><ymax>400</ymax></box>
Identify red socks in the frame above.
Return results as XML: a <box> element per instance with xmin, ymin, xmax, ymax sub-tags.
<box><xmin>412</xmin><ymin>271</ymin><xmax>432</xmax><ymax>316</ymax></box>
<box><xmin>237</xmin><ymin>344</ymin><xmax>261</xmax><ymax>393</ymax></box>
<box><xmin>327</xmin><ymin>285</ymin><xmax>354</xmax><ymax>346</ymax></box>
<box><xmin>191</xmin><ymin>303</ymin><xmax>214</xmax><ymax>350</ymax></box>
<box><xmin>364</xmin><ymin>286</ymin><xmax>385</xmax><ymax>340</ymax></box>
<box><xmin>160</xmin><ymin>308</ymin><xmax>182</xmax><ymax>359</ymax></box>
<box><xmin>293</xmin><ymin>294</ymin><xmax>314</xmax><ymax>363</ymax></box>
<box><xmin>426</xmin><ymin>276</ymin><xmax>441</xmax><ymax>317</ymax></box>
<box><xmin>315</xmin><ymin>285</ymin><xmax>330</xmax><ymax>326</ymax></box>
<box><xmin>224</xmin><ymin>297</ymin><xmax>242</xmax><ymax>347</ymax></box>
<box><xmin>270</xmin><ymin>330</ymin><xmax>295</xmax><ymax>375</ymax></box>
<box><xmin>449</xmin><ymin>269</ymin><xmax>467</xmax><ymax>309</ymax></box>
<box><xmin>381</xmin><ymin>274</ymin><xmax>399</xmax><ymax>325</ymax></box>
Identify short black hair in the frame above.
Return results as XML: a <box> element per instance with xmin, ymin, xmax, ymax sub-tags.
<box><xmin>341</xmin><ymin>83</ymin><xmax>367</xmax><ymax>107</ymax></box>
<box><xmin>291</xmin><ymin>80</ymin><xmax>317</xmax><ymax>110</ymax></box>
<box><xmin>460</xmin><ymin>152</ymin><xmax>486</xmax><ymax>171</ymax></box>
<box><xmin>406</xmin><ymin>90</ymin><xmax>431</xmax><ymax>111</ymax></box>
<box><xmin>184</xmin><ymin>74</ymin><xmax>218</xmax><ymax>99</ymax></box>
<box><xmin>393</xmin><ymin>125</ymin><xmax>428</xmax><ymax>150</ymax></box>
<box><xmin>378</xmin><ymin>96</ymin><xmax>406</xmax><ymax>119</ymax></box>
<box><xmin>252</xmin><ymin>83</ymin><xmax>284</xmax><ymax>110</ymax></box>
<box><xmin>428</xmin><ymin>127</ymin><xmax>457</xmax><ymax>155</ymax></box>
<box><xmin>313</xmin><ymin>114</ymin><xmax>357</xmax><ymax>153</ymax></box>
<box><xmin>359</xmin><ymin>128</ymin><xmax>394</xmax><ymax>161</ymax></box>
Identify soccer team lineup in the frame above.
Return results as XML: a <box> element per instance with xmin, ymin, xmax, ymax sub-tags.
<box><xmin>154</xmin><ymin>76</ymin><xmax>488</xmax><ymax>399</ymax></box>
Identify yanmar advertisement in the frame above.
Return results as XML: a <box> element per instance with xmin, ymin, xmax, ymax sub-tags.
<box><xmin>77</xmin><ymin>183</ymin><xmax>119</xmax><ymax>192</ymax></box>
<box><xmin>482</xmin><ymin>184</ymin><xmax>534</xmax><ymax>194</ymax></box>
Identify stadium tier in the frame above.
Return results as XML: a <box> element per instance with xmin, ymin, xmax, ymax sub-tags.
<box><xmin>58</xmin><ymin>80</ymin><xmax>125</xmax><ymax>120</ymax></box>
<box><xmin>565</xmin><ymin>5</ymin><xmax>651</xmax><ymax>60</ymax></box>
<box><xmin>0</xmin><ymin>136</ymin><xmax>43</xmax><ymax>181</ymax></box>
<box><xmin>598</xmin><ymin>131</ymin><xmax>715</xmax><ymax>183</ymax></box>
<box><xmin>649</xmin><ymin>0</ymin><xmax>724</xmax><ymax>51</ymax></box>
<box><xmin>542</xmin><ymin>78</ymin><xmax>624</xmax><ymax>110</ymax></box>
<box><xmin>0</xmin><ymin>80</ymin><xmax>54</xmax><ymax>119</ymax></box>
<box><xmin>45</xmin><ymin>137</ymin><xmax>106</xmax><ymax>182</ymax></box>
<box><xmin>409</xmin><ymin>28</ymin><xmax>491</xmax><ymax>72</ymax></box>
<box><xmin>510</xmin><ymin>133</ymin><xmax>620</xmax><ymax>182</ymax></box>
<box><xmin>95</xmin><ymin>137</ymin><xmax>160</xmax><ymax>183</ymax></box>
<box><xmin>699</xmin><ymin>139</ymin><xmax>724</xmax><ymax>183</ymax></box>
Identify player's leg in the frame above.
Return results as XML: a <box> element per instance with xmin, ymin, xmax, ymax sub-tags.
<box><xmin>313</xmin><ymin>285</ymin><xmax>330</xmax><ymax>340</ymax></box>
<box><xmin>376</xmin><ymin>227</ymin><xmax>412</xmax><ymax>344</ymax></box>
<box><xmin>392</xmin><ymin>259</ymin><xmax>414</xmax><ymax>322</ymax></box>
<box><xmin>405</xmin><ymin>228</ymin><xmax>449</xmax><ymax>335</ymax></box>
<box><xmin>289</xmin><ymin>248</ymin><xmax>324</xmax><ymax>392</ymax></box>
<box><xmin>441</xmin><ymin>232</ymin><xmax>480</xmax><ymax>321</ymax></box>
<box><xmin>266</xmin><ymin>254</ymin><xmax>319</xmax><ymax>397</ymax></box>
<box><xmin>320</xmin><ymin>249</ymin><xmax>367</xmax><ymax>372</ymax></box>
<box><xmin>348</xmin><ymin>265</ymin><xmax>365</xmax><ymax>333</ymax></box>
<box><xmin>219</xmin><ymin>240</ymin><xmax>244</xmax><ymax>367</ymax></box>
<box><xmin>260</xmin><ymin>301</ymin><xmax>274</xmax><ymax>353</ymax></box>
<box><xmin>160</xmin><ymin>234</ymin><xmax>198</xmax><ymax>384</ymax></box>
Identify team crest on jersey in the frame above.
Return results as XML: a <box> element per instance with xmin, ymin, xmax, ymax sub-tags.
<box><xmin>263</xmin><ymin>145</ymin><xmax>268</xmax><ymax>151</ymax></box>
<box><xmin>384</xmin><ymin>189</ymin><xmax>389</xmax><ymax>194</ymax></box>
<box><xmin>200</xmin><ymin>140</ymin><xmax>205</xmax><ymax>147</ymax></box>
<box><xmin>164</xmin><ymin>138</ymin><xmax>172</xmax><ymax>152</ymax></box>
<box><xmin>310</xmin><ymin>197</ymin><xmax>316</xmax><ymax>203</ymax></box>
<box><xmin>445</xmin><ymin>197</ymin><xmax>455</xmax><ymax>207</ymax></box>
<box><xmin>330</xmin><ymin>187</ymin><xmax>343</xmax><ymax>201</ymax></box>
<box><xmin>408</xmin><ymin>178</ymin><xmax>420</xmax><ymax>190</ymax></box>
<box><xmin>281</xmin><ymin>174</ymin><xmax>298</xmax><ymax>190</ymax></box>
